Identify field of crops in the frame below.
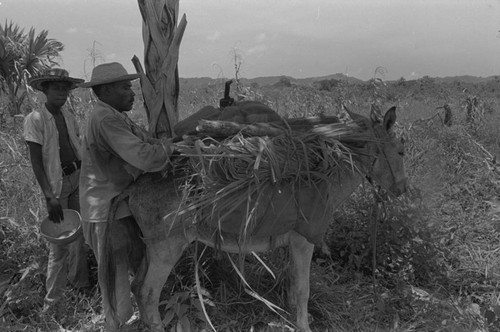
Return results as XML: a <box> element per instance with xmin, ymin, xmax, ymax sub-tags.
<box><xmin>1</xmin><ymin>76</ymin><xmax>500</xmax><ymax>331</ymax></box>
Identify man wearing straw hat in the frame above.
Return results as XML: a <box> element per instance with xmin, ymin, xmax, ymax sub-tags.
<box><xmin>79</xmin><ymin>62</ymin><xmax>173</xmax><ymax>330</ymax></box>
<box><xmin>23</xmin><ymin>68</ymin><xmax>92</xmax><ymax>314</ymax></box>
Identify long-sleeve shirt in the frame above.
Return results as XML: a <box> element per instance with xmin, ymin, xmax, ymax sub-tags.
<box><xmin>23</xmin><ymin>105</ymin><xmax>82</xmax><ymax>198</ymax></box>
<box><xmin>79</xmin><ymin>100</ymin><xmax>171</xmax><ymax>222</ymax></box>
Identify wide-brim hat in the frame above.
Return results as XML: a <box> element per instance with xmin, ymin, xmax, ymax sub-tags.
<box><xmin>29</xmin><ymin>68</ymin><xmax>84</xmax><ymax>92</ymax></box>
<box><xmin>79</xmin><ymin>62</ymin><xmax>141</xmax><ymax>88</ymax></box>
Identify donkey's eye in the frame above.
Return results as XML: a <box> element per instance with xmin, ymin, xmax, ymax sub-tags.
<box><xmin>399</xmin><ymin>151</ymin><xmax>405</xmax><ymax>156</ymax></box>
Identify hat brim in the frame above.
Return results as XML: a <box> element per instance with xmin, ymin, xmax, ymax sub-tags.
<box><xmin>79</xmin><ymin>74</ymin><xmax>141</xmax><ymax>88</ymax></box>
<box><xmin>29</xmin><ymin>76</ymin><xmax>84</xmax><ymax>92</ymax></box>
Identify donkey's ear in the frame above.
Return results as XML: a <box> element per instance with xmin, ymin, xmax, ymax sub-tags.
<box><xmin>370</xmin><ymin>104</ymin><xmax>383</xmax><ymax>123</ymax></box>
<box><xmin>345</xmin><ymin>105</ymin><xmax>369</xmax><ymax>129</ymax></box>
<box><xmin>344</xmin><ymin>105</ymin><xmax>363</xmax><ymax>122</ymax></box>
<box><xmin>370</xmin><ymin>107</ymin><xmax>382</xmax><ymax>124</ymax></box>
<box><xmin>382</xmin><ymin>106</ymin><xmax>397</xmax><ymax>132</ymax></box>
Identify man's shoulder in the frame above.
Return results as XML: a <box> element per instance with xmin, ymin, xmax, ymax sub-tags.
<box><xmin>61</xmin><ymin>107</ymin><xmax>78</xmax><ymax>119</ymax></box>
<box><xmin>23</xmin><ymin>109</ymin><xmax>46</xmax><ymax>141</ymax></box>
<box><xmin>90</xmin><ymin>105</ymin><xmax>121</xmax><ymax>123</ymax></box>
<box><xmin>24</xmin><ymin>108</ymin><xmax>44</xmax><ymax>124</ymax></box>
<box><xmin>91</xmin><ymin>102</ymin><xmax>113</xmax><ymax>115</ymax></box>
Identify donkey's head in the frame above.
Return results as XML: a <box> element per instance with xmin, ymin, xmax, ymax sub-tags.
<box><xmin>348</xmin><ymin>106</ymin><xmax>408</xmax><ymax>196</ymax></box>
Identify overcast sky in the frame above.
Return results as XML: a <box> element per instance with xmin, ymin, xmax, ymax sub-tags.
<box><xmin>1</xmin><ymin>0</ymin><xmax>499</xmax><ymax>81</ymax></box>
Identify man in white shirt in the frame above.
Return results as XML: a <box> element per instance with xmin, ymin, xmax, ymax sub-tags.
<box><xmin>24</xmin><ymin>68</ymin><xmax>91</xmax><ymax>314</ymax></box>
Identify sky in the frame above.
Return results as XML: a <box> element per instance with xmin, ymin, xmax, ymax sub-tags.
<box><xmin>1</xmin><ymin>0</ymin><xmax>499</xmax><ymax>81</ymax></box>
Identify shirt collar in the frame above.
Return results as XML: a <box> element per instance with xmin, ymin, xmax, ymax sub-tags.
<box><xmin>96</xmin><ymin>100</ymin><xmax>132</xmax><ymax>123</ymax></box>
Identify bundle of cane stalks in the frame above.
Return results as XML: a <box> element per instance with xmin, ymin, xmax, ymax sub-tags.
<box><xmin>169</xmin><ymin>119</ymin><xmax>370</xmax><ymax>226</ymax></box>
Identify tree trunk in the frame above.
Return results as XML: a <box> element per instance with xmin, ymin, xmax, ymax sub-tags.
<box><xmin>136</xmin><ymin>0</ymin><xmax>187</xmax><ymax>138</ymax></box>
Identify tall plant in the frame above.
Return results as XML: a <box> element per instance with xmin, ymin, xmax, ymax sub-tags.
<box><xmin>136</xmin><ymin>0</ymin><xmax>187</xmax><ymax>138</ymax></box>
<box><xmin>0</xmin><ymin>21</ymin><xmax>63</xmax><ymax>115</ymax></box>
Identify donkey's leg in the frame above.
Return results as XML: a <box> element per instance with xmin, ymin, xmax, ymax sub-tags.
<box><xmin>288</xmin><ymin>231</ymin><xmax>314</xmax><ymax>332</ymax></box>
<box><xmin>130</xmin><ymin>254</ymin><xmax>147</xmax><ymax>321</ymax></box>
<box><xmin>137</xmin><ymin>234</ymin><xmax>190</xmax><ymax>332</ymax></box>
<box><xmin>124</xmin><ymin>216</ymin><xmax>147</xmax><ymax>323</ymax></box>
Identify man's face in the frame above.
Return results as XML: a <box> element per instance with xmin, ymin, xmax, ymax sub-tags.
<box><xmin>107</xmin><ymin>80</ymin><xmax>135</xmax><ymax>112</ymax></box>
<box><xmin>45</xmin><ymin>81</ymin><xmax>71</xmax><ymax>108</ymax></box>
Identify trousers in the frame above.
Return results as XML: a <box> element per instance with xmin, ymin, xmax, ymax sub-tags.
<box><xmin>83</xmin><ymin>216</ymin><xmax>144</xmax><ymax>330</ymax></box>
<box><xmin>44</xmin><ymin>170</ymin><xmax>90</xmax><ymax>306</ymax></box>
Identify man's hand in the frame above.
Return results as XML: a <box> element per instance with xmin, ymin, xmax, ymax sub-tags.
<box><xmin>46</xmin><ymin>197</ymin><xmax>64</xmax><ymax>223</ymax></box>
<box><xmin>158</xmin><ymin>137</ymin><xmax>175</xmax><ymax>156</ymax></box>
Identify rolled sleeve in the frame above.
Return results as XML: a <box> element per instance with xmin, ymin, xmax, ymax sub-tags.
<box><xmin>23</xmin><ymin>112</ymin><xmax>44</xmax><ymax>145</ymax></box>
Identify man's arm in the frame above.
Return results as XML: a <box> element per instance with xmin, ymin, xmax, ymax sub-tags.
<box><xmin>26</xmin><ymin>141</ymin><xmax>63</xmax><ymax>223</ymax></box>
<box><xmin>100</xmin><ymin>117</ymin><xmax>172</xmax><ymax>173</ymax></box>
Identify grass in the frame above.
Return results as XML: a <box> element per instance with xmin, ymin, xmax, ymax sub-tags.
<box><xmin>1</xmin><ymin>77</ymin><xmax>500</xmax><ymax>331</ymax></box>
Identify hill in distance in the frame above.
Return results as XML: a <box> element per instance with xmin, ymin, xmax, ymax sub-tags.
<box><xmin>179</xmin><ymin>73</ymin><xmax>498</xmax><ymax>88</ymax></box>
<box><xmin>179</xmin><ymin>73</ymin><xmax>363</xmax><ymax>88</ymax></box>
<box><xmin>433</xmin><ymin>75</ymin><xmax>498</xmax><ymax>84</ymax></box>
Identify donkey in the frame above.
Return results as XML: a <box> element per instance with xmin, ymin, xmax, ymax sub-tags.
<box><xmin>100</xmin><ymin>106</ymin><xmax>407</xmax><ymax>332</ymax></box>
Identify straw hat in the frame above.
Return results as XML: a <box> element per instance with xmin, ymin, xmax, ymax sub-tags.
<box><xmin>29</xmin><ymin>68</ymin><xmax>84</xmax><ymax>92</ymax></box>
<box><xmin>80</xmin><ymin>62</ymin><xmax>140</xmax><ymax>88</ymax></box>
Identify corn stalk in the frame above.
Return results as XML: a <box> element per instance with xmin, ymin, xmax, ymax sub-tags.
<box><xmin>136</xmin><ymin>0</ymin><xmax>187</xmax><ymax>138</ymax></box>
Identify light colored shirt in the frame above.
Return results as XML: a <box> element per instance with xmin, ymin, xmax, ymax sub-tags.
<box><xmin>79</xmin><ymin>100</ymin><xmax>171</xmax><ymax>223</ymax></box>
<box><xmin>23</xmin><ymin>105</ymin><xmax>82</xmax><ymax>198</ymax></box>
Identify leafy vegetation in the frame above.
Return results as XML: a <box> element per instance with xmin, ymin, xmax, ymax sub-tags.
<box><xmin>1</xmin><ymin>73</ymin><xmax>500</xmax><ymax>332</ymax></box>
<box><xmin>0</xmin><ymin>21</ymin><xmax>64</xmax><ymax>117</ymax></box>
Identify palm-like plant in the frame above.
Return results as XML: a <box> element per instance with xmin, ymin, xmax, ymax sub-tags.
<box><xmin>0</xmin><ymin>21</ymin><xmax>64</xmax><ymax>115</ymax></box>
